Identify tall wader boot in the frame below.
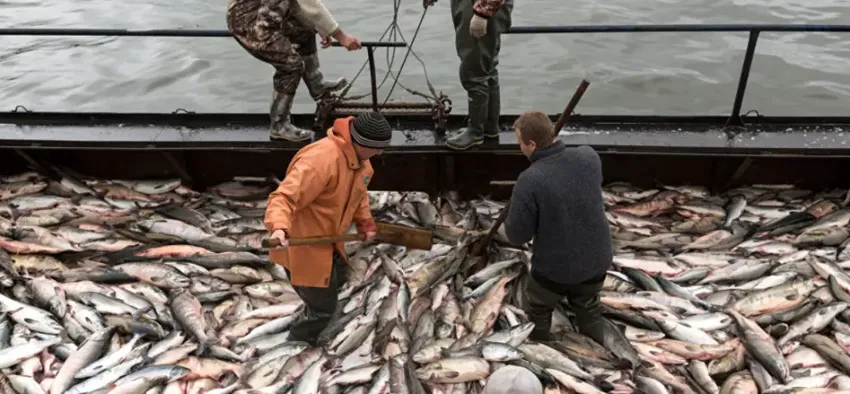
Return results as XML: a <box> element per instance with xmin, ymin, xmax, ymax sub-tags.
<box><xmin>226</xmin><ymin>0</ymin><xmax>318</xmax><ymax>142</ymax></box>
<box><xmin>447</xmin><ymin>0</ymin><xmax>512</xmax><ymax>150</ymax></box>
<box><xmin>485</xmin><ymin>17</ymin><xmax>506</xmax><ymax>137</ymax></box>
<box><xmin>485</xmin><ymin>69</ymin><xmax>501</xmax><ymax>138</ymax></box>
<box><xmin>285</xmin><ymin>251</ymin><xmax>348</xmax><ymax>347</ymax></box>
<box><xmin>523</xmin><ymin>274</ymin><xmax>560</xmax><ymax>342</ymax></box>
<box><xmin>266</xmin><ymin>19</ymin><xmax>331</xmax><ymax>142</ymax></box>
<box><xmin>293</xmin><ymin>27</ymin><xmax>348</xmax><ymax>101</ymax></box>
<box><xmin>564</xmin><ymin>277</ymin><xmax>642</xmax><ymax>370</ymax></box>
<box><xmin>303</xmin><ymin>53</ymin><xmax>348</xmax><ymax>101</ymax></box>
<box><xmin>269</xmin><ymin>88</ymin><xmax>314</xmax><ymax>142</ymax></box>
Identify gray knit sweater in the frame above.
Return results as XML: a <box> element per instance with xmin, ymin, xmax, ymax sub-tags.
<box><xmin>503</xmin><ymin>141</ymin><xmax>613</xmax><ymax>285</ymax></box>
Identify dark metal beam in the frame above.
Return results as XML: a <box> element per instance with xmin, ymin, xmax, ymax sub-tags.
<box><xmin>4</xmin><ymin>111</ymin><xmax>850</xmax><ymax>127</ymax></box>
<box><xmin>442</xmin><ymin>155</ymin><xmax>457</xmax><ymax>193</ymax></box>
<box><xmin>367</xmin><ymin>47</ymin><xmax>379</xmax><ymax>112</ymax></box>
<box><xmin>0</xmin><ymin>28</ymin><xmax>407</xmax><ymax>47</ymax></box>
<box><xmin>505</xmin><ymin>24</ymin><xmax>850</xmax><ymax>34</ymax></box>
<box><xmin>723</xmin><ymin>157</ymin><xmax>755</xmax><ymax>190</ymax></box>
<box><xmin>725</xmin><ymin>31</ymin><xmax>760</xmax><ymax>128</ymax></box>
<box><xmin>159</xmin><ymin>151</ymin><xmax>195</xmax><ymax>188</ymax></box>
<box><xmin>3</xmin><ymin>25</ymin><xmax>850</xmax><ymax>37</ymax></box>
<box><xmin>13</xmin><ymin>149</ymin><xmax>54</xmax><ymax>178</ymax></box>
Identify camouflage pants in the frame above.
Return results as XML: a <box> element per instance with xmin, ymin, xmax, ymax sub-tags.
<box><xmin>524</xmin><ymin>272</ymin><xmax>607</xmax><ymax>344</ymax></box>
<box><xmin>284</xmin><ymin>251</ymin><xmax>348</xmax><ymax>346</ymax></box>
<box><xmin>226</xmin><ymin>0</ymin><xmax>317</xmax><ymax>95</ymax></box>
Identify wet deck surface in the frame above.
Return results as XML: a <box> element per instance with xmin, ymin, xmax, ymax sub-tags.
<box><xmin>2</xmin><ymin>113</ymin><xmax>849</xmax><ymax>195</ymax></box>
<box><xmin>1</xmin><ymin>112</ymin><xmax>849</xmax><ymax>157</ymax></box>
<box><xmin>2</xmin><ymin>123</ymin><xmax>850</xmax><ymax>157</ymax></box>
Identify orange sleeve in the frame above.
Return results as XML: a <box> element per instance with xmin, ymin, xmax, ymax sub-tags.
<box><xmin>263</xmin><ymin>156</ymin><xmax>329</xmax><ymax>234</ymax></box>
<box><xmin>353</xmin><ymin>192</ymin><xmax>376</xmax><ymax>234</ymax></box>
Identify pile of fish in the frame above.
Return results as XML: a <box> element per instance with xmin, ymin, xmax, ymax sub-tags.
<box><xmin>1</xmin><ymin>169</ymin><xmax>850</xmax><ymax>394</ymax></box>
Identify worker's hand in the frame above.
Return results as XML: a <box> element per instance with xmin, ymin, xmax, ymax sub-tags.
<box><xmin>336</xmin><ymin>33</ymin><xmax>362</xmax><ymax>51</ymax></box>
<box><xmin>360</xmin><ymin>231</ymin><xmax>377</xmax><ymax>243</ymax></box>
<box><xmin>270</xmin><ymin>229</ymin><xmax>289</xmax><ymax>249</ymax></box>
<box><xmin>469</xmin><ymin>15</ymin><xmax>488</xmax><ymax>38</ymax></box>
<box><xmin>321</xmin><ymin>35</ymin><xmax>333</xmax><ymax>49</ymax></box>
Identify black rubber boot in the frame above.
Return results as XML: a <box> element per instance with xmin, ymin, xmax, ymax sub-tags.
<box><xmin>484</xmin><ymin>73</ymin><xmax>501</xmax><ymax>138</ymax></box>
<box><xmin>269</xmin><ymin>91</ymin><xmax>314</xmax><ymax>142</ymax></box>
<box><xmin>303</xmin><ymin>53</ymin><xmax>347</xmax><ymax>101</ymax></box>
<box><xmin>446</xmin><ymin>94</ymin><xmax>488</xmax><ymax>150</ymax></box>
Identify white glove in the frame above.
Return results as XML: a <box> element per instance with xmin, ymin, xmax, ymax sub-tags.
<box><xmin>470</xmin><ymin>14</ymin><xmax>488</xmax><ymax>38</ymax></box>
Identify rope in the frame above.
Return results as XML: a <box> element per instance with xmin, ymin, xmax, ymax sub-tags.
<box><xmin>336</xmin><ymin>0</ymin><xmax>443</xmax><ymax>107</ymax></box>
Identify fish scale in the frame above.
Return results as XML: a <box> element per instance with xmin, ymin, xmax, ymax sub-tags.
<box><xmin>1</xmin><ymin>172</ymin><xmax>850</xmax><ymax>392</ymax></box>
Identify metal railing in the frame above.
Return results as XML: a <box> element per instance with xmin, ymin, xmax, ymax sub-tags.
<box><xmin>0</xmin><ymin>28</ymin><xmax>407</xmax><ymax>113</ymax></box>
<box><xmin>2</xmin><ymin>24</ymin><xmax>850</xmax><ymax>127</ymax></box>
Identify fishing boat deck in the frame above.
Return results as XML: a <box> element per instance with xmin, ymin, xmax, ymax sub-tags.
<box><xmin>2</xmin><ymin>111</ymin><xmax>849</xmax><ymax>198</ymax></box>
<box><xmin>3</xmin><ymin>24</ymin><xmax>850</xmax><ymax>196</ymax></box>
<box><xmin>1</xmin><ymin>111</ymin><xmax>850</xmax><ymax>157</ymax></box>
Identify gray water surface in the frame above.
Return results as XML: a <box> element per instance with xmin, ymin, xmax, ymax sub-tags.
<box><xmin>1</xmin><ymin>0</ymin><xmax>848</xmax><ymax>116</ymax></box>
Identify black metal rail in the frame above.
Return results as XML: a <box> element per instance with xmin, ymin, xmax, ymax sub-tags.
<box><xmin>0</xmin><ymin>28</ymin><xmax>405</xmax><ymax>114</ymax></box>
<box><xmin>2</xmin><ymin>24</ymin><xmax>850</xmax><ymax>129</ymax></box>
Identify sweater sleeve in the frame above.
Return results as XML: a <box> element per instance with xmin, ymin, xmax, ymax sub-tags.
<box><xmin>504</xmin><ymin>174</ymin><xmax>537</xmax><ymax>245</ymax></box>
<box><xmin>263</xmin><ymin>157</ymin><xmax>329</xmax><ymax>234</ymax></box>
<box><xmin>294</xmin><ymin>0</ymin><xmax>340</xmax><ymax>38</ymax></box>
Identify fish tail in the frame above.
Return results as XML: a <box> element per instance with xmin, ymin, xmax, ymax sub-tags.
<box><xmin>707</xmin><ymin>305</ymin><xmax>724</xmax><ymax>314</ymax></box>
<box><xmin>0</xmin><ymin>206</ymin><xmax>21</xmax><ymax>223</ymax></box>
<box><xmin>239</xmin><ymin>361</ymin><xmax>258</xmax><ymax>386</ymax></box>
<box><xmin>68</xmin><ymin>194</ymin><xmax>85</xmax><ymax>205</ymax></box>
<box><xmin>633</xmin><ymin>360</ymin><xmax>653</xmax><ymax>376</ymax></box>
<box><xmin>130</xmin><ymin>305</ymin><xmax>154</xmax><ymax>321</ymax></box>
<box><xmin>592</xmin><ymin>375</ymin><xmax>615</xmax><ymax>392</ymax></box>
<box><xmin>104</xmin><ymin>244</ymin><xmax>151</xmax><ymax>265</ymax></box>
<box><xmin>238</xmin><ymin>345</ymin><xmax>257</xmax><ymax>362</ymax></box>
<box><xmin>196</xmin><ymin>339</ymin><xmax>211</xmax><ymax>357</ymax></box>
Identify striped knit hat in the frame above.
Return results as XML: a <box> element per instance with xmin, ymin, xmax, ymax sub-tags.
<box><xmin>350</xmin><ymin>112</ymin><xmax>392</xmax><ymax>149</ymax></box>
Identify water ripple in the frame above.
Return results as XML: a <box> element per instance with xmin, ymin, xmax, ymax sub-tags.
<box><xmin>0</xmin><ymin>0</ymin><xmax>849</xmax><ymax>116</ymax></box>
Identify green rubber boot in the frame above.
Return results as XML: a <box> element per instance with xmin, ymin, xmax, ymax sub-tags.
<box><xmin>446</xmin><ymin>94</ymin><xmax>488</xmax><ymax>150</ymax></box>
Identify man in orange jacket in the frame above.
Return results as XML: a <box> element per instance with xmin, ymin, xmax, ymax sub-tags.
<box><xmin>263</xmin><ymin>111</ymin><xmax>392</xmax><ymax>346</ymax></box>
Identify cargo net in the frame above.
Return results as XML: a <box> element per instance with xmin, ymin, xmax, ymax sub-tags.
<box><xmin>325</xmin><ymin>0</ymin><xmax>452</xmax><ymax>133</ymax></box>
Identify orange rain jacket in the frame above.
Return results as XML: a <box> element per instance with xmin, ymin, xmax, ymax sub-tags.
<box><xmin>263</xmin><ymin>116</ymin><xmax>377</xmax><ymax>288</ymax></box>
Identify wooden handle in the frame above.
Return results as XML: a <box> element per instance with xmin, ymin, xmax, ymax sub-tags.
<box><xmin>553</xmin><ymin>78</ymin><xmax>590</xmax><ymax>133</ymax></box>
<box><xmin>263</xmin><ymin>234</ymin><xmax>361</xmax><ymax>248</ymax></box>
<box><xmin>486</xmin><ymin>200</ymin><xmax>511</xmax><ymax>240</ymax></box>
<box><xmin>474</xmin><ymin>78</ymin><xmax>591</xmax><ymax>257</ymax></box>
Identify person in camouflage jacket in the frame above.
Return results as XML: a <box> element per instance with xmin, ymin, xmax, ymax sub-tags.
<box><xmin>226</xmin><ymin>0</ymin><xmax>362</xmax><ymax>142</ymax></box>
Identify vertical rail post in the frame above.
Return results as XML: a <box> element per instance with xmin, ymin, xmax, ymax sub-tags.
<box><xmin>367</xmin><ymin>47</ymin><xmax>379</xmax><ymax>112</ymax></box>
<box><xmin>725</xmin><ymin>30</ymin><xmax>760</xmax><ymax>128</ymax></box>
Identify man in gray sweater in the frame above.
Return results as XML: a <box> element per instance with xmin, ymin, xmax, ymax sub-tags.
<box><xmin>503</xmin><ymin>111</ymin><xmax>635</xmax><ymax>366</ymax></box>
